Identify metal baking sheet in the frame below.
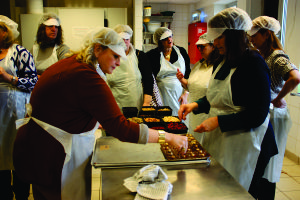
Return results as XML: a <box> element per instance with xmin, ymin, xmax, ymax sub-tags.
<box><xmin>91</xmin><ymin>136</ymin><xmax>210</xmax><ymax>168</ymax></box>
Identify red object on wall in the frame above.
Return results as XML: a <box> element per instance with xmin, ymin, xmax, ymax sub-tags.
<box><xmin>188</xmin><ymin>22</ymin><xmax>207</xmax><ymax>64</ymax></box>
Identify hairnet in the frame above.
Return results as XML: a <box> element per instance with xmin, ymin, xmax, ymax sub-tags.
<box><xmin>113</xmin><ymin>24</ymin><xmax>133</xmax><ymax>40</ymax></box>
<box><xmin>81</xmin><ymin>27</ymin><xmax>127</xmax><ymax>59</ymax></box>
<box><xmin>39</xmin><ymin>13</ymin><xmax>61</xmax><ymax>26</ymax></box>
<box><xmin>206</xmin><ymin>7</ymin><xmax>252</xmax><ymax>41</ymax></box>
<box><xmin>195</xmin><ymin>33</ymin><xmax>213</xmax><ymax>45</ymax></box>
<box><xmin>247</xmin><ymin>16</ymin><xmax>281</xmax><ymax>36</ymax></box>
<box><xmin>0</xmin><ymin>15</ymin><xmax>19</xmax><ymax>39</ymax></box>
<box><xmin>153</xmin><ymin>27</ymin><xmax>172</xmax><ymax>44</ymax></box>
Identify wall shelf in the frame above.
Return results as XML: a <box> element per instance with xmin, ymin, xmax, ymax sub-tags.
<box><xmin>144</xmin><ymin>16</ymin><xmax>173</xmax><ymax>22</ymax></box>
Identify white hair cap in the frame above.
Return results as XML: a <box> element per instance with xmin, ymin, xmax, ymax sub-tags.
<box><xmin>113</xmin><ymin>24</ymin><xmax>133</xmax><ymax>39</ymax></box>
<box><xmin>43</xmin><ymin>18</ymin><xmax>60</xmax><ymax>26</ymax></box>
<box><xmin>153</xmin><ymin>27</ymin><xmax>172</xmax><ymax>44</ymax></box>
<box><xmin>247</xmin><ymin>16</ymin><xmax>281</xmax><ymax>36</ymax></box>
<box><xmin>206</xmin><ymin>7</ymin><xmax>252</xmax><ymax>41</ymax></box>
<box><xmin>0</xmin><ymin>15</ymin><xmax>20</xmax><ymax>39</ymax></box>
<box><xmin>82</xmin><ymin>27</ymin><xmax>127</xmax><ymax>59</ymax></box>
<box><xmin>195</xmin><ymin>33</ymin><xmax>213</xmax><ymax>45</ymax></box>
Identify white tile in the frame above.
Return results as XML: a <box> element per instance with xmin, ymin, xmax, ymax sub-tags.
<box><xmin>277</xmin><ymin>177</ymin><xmax>300</xmax><ymax>191</ymax></box>
<box><xmin>286</xmin><ymin>136</ymin><xmax>297</xmax><ymax>152</ymax></box>
<box><xmin>289</xmin><ymin>123</ymin><xmax>299</xmax><ymax>140</ymax></box>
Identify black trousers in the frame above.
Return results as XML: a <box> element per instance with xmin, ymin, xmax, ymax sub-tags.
<box><xmin>0</xmin><ymin>170</ymin><xmax>30</xmax><ymax>200</ymax></box>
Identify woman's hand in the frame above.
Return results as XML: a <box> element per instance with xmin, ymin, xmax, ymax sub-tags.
<box><xmin>0</xmin><ymin>67</ymin><xmax>13</xmax><ymax>83</ymax></box>
<box><xmin>178</xmin><ymin>91</ymin><xmax>188</xmax><ymax>105</ymax></box>
<box><xmin>178</xmin><ymin>102</ymin><xmax>198</xmax><ymax>120</ymax></box>
<box><xmin>271</xmin><ymin>98</ymin><xmax>287</xmax><ymax>108</ymax></box>
<box><xmin>194</xmin><ymin>117</ymin><xmax>219</xmax><ymax>133</ymax></box>
<box><xmin>165</xmin><ymin>132</ymin><xmax>188</xmax><ymax>154</ymax></box>
<box><xmin>176</xmin><ymin>68</ymin><xmax>188</xmax><ymax>88</ymax></box>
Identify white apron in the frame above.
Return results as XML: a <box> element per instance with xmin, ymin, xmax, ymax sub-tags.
<box><xmin>156</xmin><ymin>46</ymin><xmax>186</xmax><ymax>116</ymax></box>
<box><xmin>203</xmin><ymin>60</ymin><xmax>269</xmax><ymax>190</ymax></box>
<box><xmin>16</xmin><ymin>103</ymin><xmax>99</xmax><ymax>200</ymax></box>
<box><xmin>186</xmin><ymin>61</ymin><xmax>212</xmax><ymax>144</ymax></box>
<box><xmin>262</xmin><ymin>104</ymin><xmax>292</xmax><ymax>182</ymax></box>
<box><xmin>33</xmin><ymin>44</ymin><xmax>58</xmax><ymax>75</ymax></box>
<box><xmin>106</xmin><ymin>45</ymin><xmax>143</xmax><ymax>110</ymax></box>
<box><xmin>0</xmin><ymin>44</ymin><xmax>31</xmax><ymax>170</ymax></box>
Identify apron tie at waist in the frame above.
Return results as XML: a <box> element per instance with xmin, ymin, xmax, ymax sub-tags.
<box><xmin>16</xmin><ymin>104</ymin><xmax>73</xmax><ymax>165</ymax></box>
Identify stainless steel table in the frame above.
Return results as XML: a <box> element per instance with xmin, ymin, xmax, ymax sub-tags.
<box><xmin>92</xmin><ymin>137</ymin><xmax>254</xmax><ymax>200</ymax></box>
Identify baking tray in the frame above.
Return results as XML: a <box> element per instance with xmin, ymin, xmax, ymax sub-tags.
<box><xmin>91</xmin><ymin>136</ymin><xmax>210</xmax><ymax>168</ymax></box>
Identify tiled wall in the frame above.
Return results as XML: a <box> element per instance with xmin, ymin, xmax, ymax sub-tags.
<box><xmin>284</xmin><ymin>0</ymin><xmax>300</xmax><ymax>164</ymax></box>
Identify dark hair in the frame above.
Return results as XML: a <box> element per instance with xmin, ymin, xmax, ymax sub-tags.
<box><xmin>223</xmin><ymin>29</ymin><xmax>251</xmax><ymax>66</ymax></box>
<box><xmin>256</xmin><ymin>28</ymin><xmax>283</xmax><ymax>58</ymax></box>
<box><xmin>205</xmin><ymin>43</ymin><xmax>220</xmax><ymax>66</ymax></box>
<box><xmin>36</xmin><ymin>24</ymin><xmax>64</xmax><ymax>48</ymax></box>
<box><xmin>0</xmin><ymin>22</ymin><xmax>16</xmax><ymax>48</ymax></box>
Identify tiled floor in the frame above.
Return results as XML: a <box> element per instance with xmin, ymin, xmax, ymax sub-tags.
<box><xmin>16</xmin><ymin>156</ymin><xmax>300</xmax><ymax>200</ymax></box>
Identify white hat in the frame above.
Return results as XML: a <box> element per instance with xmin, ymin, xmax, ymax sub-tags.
<box><xmin>43</xmin><ymin>18</ymin><xmax>60</xmax><ymax>26</ymax></box>
<box><xmin>248</xmin><ymin>16</ymin><xmax>281</xmax><ymax>36</ymax></box>
<box><xmin>118</xmin><ymin>32</ymin><xmax>131</xmax><ymax>40</ymax></box>
<box><xmin>0</xmin><ymin>15</ymin><xmax>20</xmax><ymax>39</ymax></box>
<box><xmin>206</xmin><ymin>7</ymin><xmax>252</xmax><ymax>41</ymax></box>
<box><xmin>195</xmin><ymin>33</ymin><xmax>213</xmax><ymax>45</ymax></box>
<box><xmin>153</xmin><ymin>27</ymin><xmax>172</xmax><ymax>44</ymax></box>
<box><xmin>82</xmin><ymin>27</ymin><xmax>127</xmax><ymax>59</ymax></box>
<box><xmin>107</xmin><ymin>44</ymin><xmax>127</xmax><ymax>58</ymax></box>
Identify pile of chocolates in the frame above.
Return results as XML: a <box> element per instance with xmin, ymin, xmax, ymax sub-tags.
<box><xmin>160</xmin><ymin>134</ymin><xmax>210</xmax><ymax>161</ymax></box>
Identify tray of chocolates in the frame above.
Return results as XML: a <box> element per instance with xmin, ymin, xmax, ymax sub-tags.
<box><xmin>160</xmin><ymin>134</ymin><xmax>210</xmax><ymax>161</ymax></box>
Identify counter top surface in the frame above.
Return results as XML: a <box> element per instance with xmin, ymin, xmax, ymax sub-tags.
<box><xmin>100</xmin><ymin>158</ymin><xmax>254</xmax><ymax>200</ymax></box>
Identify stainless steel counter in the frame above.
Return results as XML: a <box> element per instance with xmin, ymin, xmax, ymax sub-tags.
<box><xmin>100</xmin><ymin>158</ymin><xmax>254</xmax><ymax>200</ymax></box>
<box><xmin>92</xmin><ymin>137</ymin><xmax>254</xmax><ymax>199</ymax></box>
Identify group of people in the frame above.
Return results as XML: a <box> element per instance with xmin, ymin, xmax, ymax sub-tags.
<box><xmin>178</xmin><ymin>7</ymin><xmax>300</xmax><ymax>200</ymax></box>
<box><xmin>0</xmin><ymin>6</ymin><xmax>299</xmax><ymax>200</ymax></box>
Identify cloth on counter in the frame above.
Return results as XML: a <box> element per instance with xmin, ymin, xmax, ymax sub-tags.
<box><xmin>124</xmin><ymin>164</ymin><xmax>172</xmax><ymax>200</ymax></box>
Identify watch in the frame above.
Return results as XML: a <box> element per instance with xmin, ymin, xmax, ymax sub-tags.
<box><xmin>158</xmin><ymin>130</ymin><xmax>166</xmax><ymax>144</ymax></box>
<box><xmin>11</xmin><ymin>76</ymin><xmax>16</xmax><ymax>83</ymax></box>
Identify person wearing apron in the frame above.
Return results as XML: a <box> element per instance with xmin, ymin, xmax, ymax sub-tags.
<box><xmin>32</xmin><ymin>13</ymin><xmax>70</xmax><ymax>76</ymax></box>
<box><xmin>178</xmin><ymin>8</ymin><xmax>278</xmax><ymax>199</ymax></box>
<box><xmin>249</xmin><ymin>16</ymin><xmax>300</xmax><ymax>196</ymax></box>
<box><xmin>13</xmin><ymin>27</ymin><xmax>188</xmax><ymax>200</ymax></box>
<box><xmin>107</xmin><ymin>24</ymin><xmax>151</xmax><ymax>110</ymax></box>
<box><xmin>0</xmin><ymin>16</ymin><xmax>38</xmax><ymax>200</ymax></box>
<box><xmin>146</xmin><ymin>27</ymin><xmax>191</xmax><ymax>116</ymax></box>
<box><xmin>176</xmin><ymin>33</ymin><xmax>219</xmax><ymax>144</ymax></box>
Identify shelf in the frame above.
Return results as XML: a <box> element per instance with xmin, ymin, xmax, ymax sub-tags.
<box><xmin>144</xmin><ymin>16</ymin><xmax>173</xmax><ymax>22</ymax></box>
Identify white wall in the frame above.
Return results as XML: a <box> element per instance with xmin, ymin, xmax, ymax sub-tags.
<box><xmin>283</xmin><ymin>0</ymin><xmax>300</xmax><ymax>164</ymax></box>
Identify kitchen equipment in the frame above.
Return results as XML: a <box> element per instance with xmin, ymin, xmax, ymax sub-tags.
<box><xmin>160</xmin><ymin>11</ymin><xmax>175</xmax><ymax>16</ymax></box>
<box><xmin>144</xmin><ymin>6</ymin><xmax>152</xmax><ymax>17</ymax></box>
<box><xmin>147</xmin><ymin>21</ymin><xmax>161</xmax><ymax>33</ymax></box>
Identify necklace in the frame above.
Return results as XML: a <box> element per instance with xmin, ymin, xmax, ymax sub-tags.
<box><xmin>164</xmin><ymin>48</ymin><xmax>172</xmax><ymax>60</ymax></box>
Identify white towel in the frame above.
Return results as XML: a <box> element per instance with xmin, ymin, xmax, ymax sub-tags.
<box><xmin>123</xmin><ymin>165</ymin><xmax>173</xmax><ymax>200</ymax></box>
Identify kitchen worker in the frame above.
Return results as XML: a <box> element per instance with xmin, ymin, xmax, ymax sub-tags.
<box><xmin>13</xmin><ymin>27</ymin><xmax>188</xmax><ymax>200</ymax></box>
<box><xmin>146</xmin><ymin>27</ymin><xmax>191</xmax><ymax>116</ymax></box>
<box><xmin>248</xmin><ymin>16</ymin><xmax>300</xmax><ymax>198</ymax></box>
<box><xmin>0</xmin><ymin>15</ymin><xmax>38</xmax><ymax>200</ymax></box>
<box><xmin>106</xmin><ymin>24</ymin><xmax>153</xmax><ymax>110</ymax></box>
<box><xmin>178</xmin><ymin>7</ymin><xmax>278</xmax><ymax>199</ymax></box>
<box><xmin>32</xmin><ymin>13</ymin><xmax>70</xmax><ymax>76</ymax></box>
<box><xmin>176</xmin><ymin>33</ymin><xmax>219</xmax><ymax>144</ymax></box>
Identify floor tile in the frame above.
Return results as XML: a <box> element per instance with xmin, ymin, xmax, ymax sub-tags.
<box><xmin>275</xmin><ymin>191</ymin><xmax>290</xmax><ymax>200</ymax></box>
<box><xmin>282</xmin><ymin>165</ymin><xmax>300</xmax><ymax>177</ymax></box>
<box><xmin>283</xmin><ymin>156</ymin><xmax>298</xmax><ymax>166</ymax></box>
<box><xmin>277</xmin><ymin>177</ymin><xmax>300</xmax><ymax>192</ymax></box>
<box><xmin>294</xmin><ymin>177</ymin><xmax>300</xmax><ymax>184</ymax></box>
<box><xmin>283</xmin><ymin>190</ymin><xmax>300</xmax><ymax>200</ymax></box>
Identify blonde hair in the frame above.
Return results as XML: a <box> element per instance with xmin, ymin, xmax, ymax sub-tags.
<box><xmin>0</xmin><ymin>22</ymin><xmax>16</xmax><ymax>48</ymax></box>
<box><xmin>69</xmin><ymin>27</ymin><xmax>126</xmax><ymax>66</ymax></box>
